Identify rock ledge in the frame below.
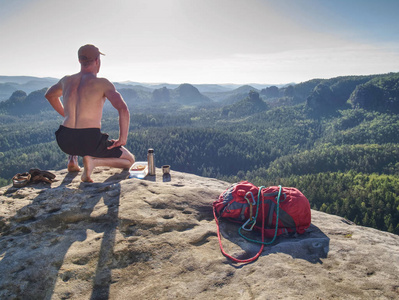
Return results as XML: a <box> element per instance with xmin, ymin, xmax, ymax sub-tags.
<box><xmin>1</xmin><ymin>167</ymin><xmax>398</xmax><ymax>299</ymax></box>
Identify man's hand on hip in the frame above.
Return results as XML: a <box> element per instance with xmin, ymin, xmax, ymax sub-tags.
<box><xmin>107</xmin><ymin>139</ymin><xmax>126</xmax><ymax>149</ymax></box>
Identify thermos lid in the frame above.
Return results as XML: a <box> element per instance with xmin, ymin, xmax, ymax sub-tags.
<box><xmin>148</xmin><ymin>148</ymin><xmax>154</xmax><ymax>153</ymax></box>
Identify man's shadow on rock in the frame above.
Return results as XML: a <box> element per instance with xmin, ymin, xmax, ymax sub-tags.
<box><xmin>59</xmin><ymin>171</ymin><xmax>80</xmax><ymax>186</ymax></box>
<box><xmin>218</xmin><ymin>221</ymin><xmax>330</xmax><ymax>266</ymax></box>
<box><xmin>0</xmin><ymin>170</ymin><xmax>127</xmax><ymax>300</ymax></box>
<box><xmin>78</xmin><ymin>172</ymin><xmax>127</xmax><ymax>300</ymax></box>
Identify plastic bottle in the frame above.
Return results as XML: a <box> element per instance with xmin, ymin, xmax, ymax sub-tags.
<box><xmin>147</xmin><ymin>148</ymin><xmax>155</xmax><ymax>175</ymax></box>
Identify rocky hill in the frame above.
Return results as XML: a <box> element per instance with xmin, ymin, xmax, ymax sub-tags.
<box><xmin>1</xmin><ymin>167</ymin><xmax>398</xmax><ymax>299</ymax></box>
<box><xmin>0</xmin><ymin>88</ymin><xmax>50</xmax><ymax>115</ymax></box>
<box><xmin>221</xmin><ymin>90</ymin><xmax>268</xmax><ymax>117</ymax></box>
<box><xmin>151</xmin><ymin>84</ymin><xmax>212</xmax><ymax>105</ymax></box>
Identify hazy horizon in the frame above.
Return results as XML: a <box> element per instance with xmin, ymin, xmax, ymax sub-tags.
<box><xmin>0</xmin><ymin>74</ymin><xmax>294</xmax><ymax>89</ymax></box>
<box><xmin>1</xmin><ymin>0</ymin><xmax>398</xmax><ymax>84</ymax></box>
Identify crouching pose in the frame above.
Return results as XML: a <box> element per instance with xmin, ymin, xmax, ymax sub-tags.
<box><xmin>45</xmin><ymin>44</ymin><xmax>135</xmax><ymax>182</ymax></box>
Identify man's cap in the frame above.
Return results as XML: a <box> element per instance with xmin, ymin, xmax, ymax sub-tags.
<box><xmin>78</xmin><ymin>44</ymin><xmax>105</xmax><ymax>62</ymax></box>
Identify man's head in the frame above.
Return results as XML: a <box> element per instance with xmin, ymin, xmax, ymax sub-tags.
<box><xmin>78</xmin><ymin>44</ymin><xmax>104</xmax><ymax>68</ymax></box>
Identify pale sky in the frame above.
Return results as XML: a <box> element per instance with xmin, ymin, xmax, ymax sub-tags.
<box><xmin>1</xmin><ymin>0</ymin><xmax>398</xmax><ymax>84</ymax></box>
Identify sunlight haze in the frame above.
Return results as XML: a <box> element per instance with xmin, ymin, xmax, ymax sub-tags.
<box><xmin>0</xmin><ymin>0</ymin><xmax>398</xmax><ymax>84</ymax></box>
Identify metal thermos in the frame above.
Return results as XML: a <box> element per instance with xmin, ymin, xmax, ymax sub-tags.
<box><xmin>147</xmin><ymin>148</ymin><xmax>155</xmax><ymax>175</ymax></box>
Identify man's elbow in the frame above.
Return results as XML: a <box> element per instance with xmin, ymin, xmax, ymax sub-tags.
<box><xmin>44</xmin><ymin>88</ymin><xmax>56</xmax><ymax>102</ymax></box>
<box><xmin>118</xmin><ymin>104</ymin><xmax>130</xmax><ymax>116</ymax></box>
<box><xmin>44</xmin><ymin>94</ymin><xmax>53</xmax><ymax>104</ymax></box>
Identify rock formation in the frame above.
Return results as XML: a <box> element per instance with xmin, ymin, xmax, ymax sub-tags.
<box><xmin>172</xmin><ymin>84</ymin><xmax>212</xmax><ymax>105</ymax></box>
<box><xmin>1</xmin><ymin>167</ymin><xmax>398</xmax><ymax>299</ymax></box>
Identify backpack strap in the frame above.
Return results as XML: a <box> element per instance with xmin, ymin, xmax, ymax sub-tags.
<box><xmin>266</xmin><ymin>200</ymin><xmax>276</xmax><ymax>228</ymax></box>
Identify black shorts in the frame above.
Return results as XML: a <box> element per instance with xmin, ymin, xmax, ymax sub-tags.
<box><xmin>55</xmin><ymin>125</ymin><xmax>123</xmax><ymax>158</ymax></box>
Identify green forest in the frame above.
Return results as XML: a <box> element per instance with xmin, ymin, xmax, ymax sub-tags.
<box><xmin>1</xmin><ymin>73</ymin><xmax>399</xmax><ymax>234</ymax></box>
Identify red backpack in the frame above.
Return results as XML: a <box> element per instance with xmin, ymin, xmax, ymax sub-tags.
<box><xmin>213</xmin><ymin>181</ymin><xmax>311</xmax><ymax>263</ymax></box>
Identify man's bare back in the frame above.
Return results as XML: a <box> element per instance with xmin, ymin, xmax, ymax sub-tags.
<box><xmin>59</xmin><ymin>73</ymin><xmax>113</xmax><ymax>129</ymax></box>
<box><xmin>45</xmin><ymin>44</ymin><xmax>135</xmax><ymax>182</ymax></box>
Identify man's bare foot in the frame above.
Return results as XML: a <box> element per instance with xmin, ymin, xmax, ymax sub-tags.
<box><xmin>81</xmin><ymin>156</ymin><xmax>95</xmax><ymax>182</ymax></box>
<box><xmin>67</xmin><ymin>155</ymin><xmax>81</xmax><ymax>172</ymax></box>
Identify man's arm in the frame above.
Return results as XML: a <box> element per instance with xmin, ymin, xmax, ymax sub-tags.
<box><xmin>104</xmin><ymin>80</ymin><xmax>130</xmax><ymax>149</ymax></box>
<box><xmin>45</xmin><ymin>79</ymin><xmax>65</xmax><ymax>117</ymax></box>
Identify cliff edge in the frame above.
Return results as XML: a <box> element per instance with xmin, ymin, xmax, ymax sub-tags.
<box><xmin>1</xmin><ymin>167</ymin><xmax>398</xmax><ymax>299</ymax></box>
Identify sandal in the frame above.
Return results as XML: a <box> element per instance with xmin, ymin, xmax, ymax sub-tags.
<box><xmin>29</xmin><ymin>169</ymin><xmax>56</xmax><ymax>180</ymax></box>
<box><xmin>12</xmin><ymin>172</ymin><xmax>32</xmax><ymax>188</ymax></box>
<box><xmin>29</xmin><ymin>169</ymin><xmax>57</xmax><ymax>183</ymax></box>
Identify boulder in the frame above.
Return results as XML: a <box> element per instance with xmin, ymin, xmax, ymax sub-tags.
<box><xmin>0</xmin><ymin>167</ymin><xmax>398</xmax><ymax>299</ymax></box>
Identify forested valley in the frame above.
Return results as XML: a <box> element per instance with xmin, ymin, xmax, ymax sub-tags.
<box><xmin>1</xmin><ymin>73</ymin><xmax>399</xmax><ymax>234</ymax></box>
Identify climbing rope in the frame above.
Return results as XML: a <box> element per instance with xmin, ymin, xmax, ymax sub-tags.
<box><xmin>238</xmin><ymin>185</ymin><xmax>282</xmax><ymax>245</ymax></box>
<box><xmin>213</xmin><ymin>185</ymin><xmax>282</xmax><ymax>264</ymax></box>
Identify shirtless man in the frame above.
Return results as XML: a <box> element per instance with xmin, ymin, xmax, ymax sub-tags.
<box><xmin>45</xmin><ymin>44</ymin><xmax>135</xmax><ymax>182</ymax></box>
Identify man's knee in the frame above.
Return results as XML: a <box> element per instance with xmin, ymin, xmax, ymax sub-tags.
<box><xmin>128</xmin><ymin>153</ymin><xmax>135</xmax><ymax>164</ymax></box>
<box><xmin>121</xmin><ymin>147</ymin><xmax>135</xmax><ymax>165</ymax></box>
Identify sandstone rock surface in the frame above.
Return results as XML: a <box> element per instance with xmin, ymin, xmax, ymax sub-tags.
<box><xmin>0</xmin><ymin>167</ymin><xmax>398</xmax><ymax>299</ymax></box>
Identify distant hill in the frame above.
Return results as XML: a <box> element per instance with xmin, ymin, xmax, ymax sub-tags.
<box><xmin>0</xmin><ymin>76</ymin><xmax>58</xmax><ymax>85</ymax></box>
<box><xmin>203</xmin><ymin>85</ymin><xmax>259</xmax><ymax>104</ymax></box>
<box><xmin>192</xmin><ymin>84</ymin><xmax>232</xmax><ymax>93</ymax></box>
<box><xmin>0</xmin><ymin>76</ymin><xmax>58</xmax><ymax>101</ymax></box>
<box><xmin>118</xmin><ymin>81</ymin><xmax>180</xmax><ymax>90</ymax></box>
<box><xmin>113</xmin><ymin>83</ymin><xmax>153</xmax><ymax>93</ymax></box>
<box><xmin>171</xmin><ymin>84</ymin><xmax>212</xmax><ymax>105</ymax></box>
<box><xmin>221</xmin><ymin>90</ymin><xmax>268</xmax><ymax>117</ymax></box>
<box><xmin>349</xmin><ymin>73</ymin><xmax>399</xmax><ymax>113</ymax></box>
<box><xmin>2</xmin><ymin>72</ymin><xmax>399</xmax><ymax>113</ymax></box>
<box><xmin>116</xmin><ymin>81</ymin><xmax>278</xmax><ymax>93</ymax></box>
<box><xmin>305</xmin><ymin>73</ymin><xmax>399</xmax><ymax>113</ymax></box>
<box><xmin>0</xmin><ymin>75</ymin><xmax>281</xmax><ymax>106</ymax></box>
<box><xmin>151</xmin><ymin>84</ymin><xmax>212</xmax><ymax>105</ymax></box>
<box><xmin>0</xmin><ymin>88</ymin><xmax>50</xmax><ymax>115</ymax></box>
